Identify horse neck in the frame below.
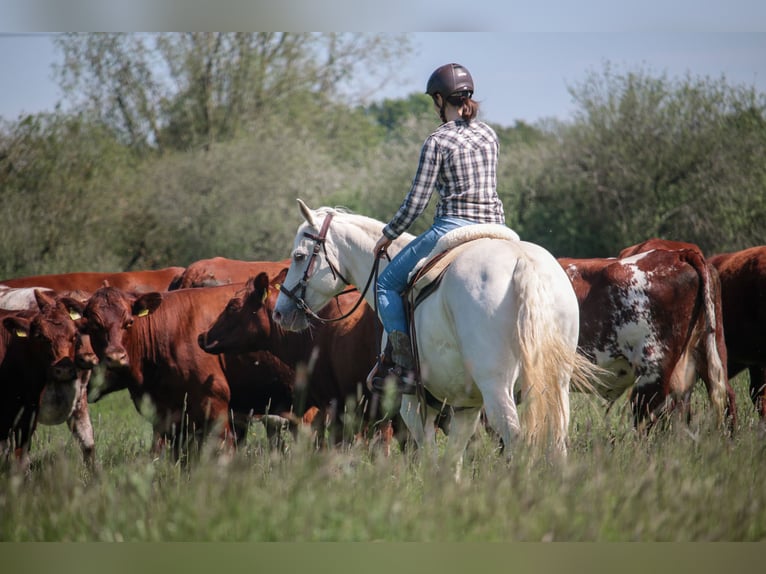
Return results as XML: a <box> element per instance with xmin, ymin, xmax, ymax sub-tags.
<box><xmin>331</xmin><ymin>217</ymin><xmax>408</xmax><ymax>309</ymax></box>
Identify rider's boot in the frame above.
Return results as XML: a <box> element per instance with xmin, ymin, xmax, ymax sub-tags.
<box><xmin>366</xmin><ymin>330</ymin><xmax>417</xmax><ymax>395</ymax></box>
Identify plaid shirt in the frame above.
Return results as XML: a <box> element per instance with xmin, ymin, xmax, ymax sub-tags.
<box><xmin>382</xmin><ymin>119</ymin><xmax>505</xmax><ymax>239</ymax></box>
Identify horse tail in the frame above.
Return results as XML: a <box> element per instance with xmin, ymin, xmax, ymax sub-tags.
<box><xmin>513</xmin><ymin>255</ymin><xmax>574</xmax><ymax>454</ymax></box>
<box><xmin>513</xmin><ymin>253</ymin><xmax>607</xmax><ymax>454</ymax></box>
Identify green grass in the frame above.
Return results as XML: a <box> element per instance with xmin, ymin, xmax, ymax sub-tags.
<box><xmin>2</xmin><ymin>374</ymin><xmax>765</xmax><ymax>541</ymax></box>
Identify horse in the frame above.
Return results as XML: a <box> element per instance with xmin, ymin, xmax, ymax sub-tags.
<box><xmin>273</xmin><ymin>200</ymin><xmax>597</xmax><ymax>479</ymax></box>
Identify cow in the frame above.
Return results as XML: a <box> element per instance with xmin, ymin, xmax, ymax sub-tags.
<box><xmin>559</xmin><ymin>247</ymin><xmax>735</xmax><ymax>432</ymax></box>
<box><xmin>1</xmin><ymin>266</ymin><xmax>185</xmax><ymax>294</ymax></box>
<box><xmin>81</xmin><ymin>283</ymin><xmax>297</xmax><ymax>460</ymax></box>
<box><xmin>198</xmin><ymin>271</ymin><xmax>395</xmax><ymax>449</ymax></box>
<box><xmin>709</xmin><ymin>246</ymin><xmax>766</xmax><ymax>420</ymax></box>
<box><xmin>1</xmin><ymin>291</ymin><xmax>95</xmax><ymax>472</ymax></box>
<box><xmin>168</xmin><ymin>257</ymin><xmax>290</xmax><ymax>290</ymax></box>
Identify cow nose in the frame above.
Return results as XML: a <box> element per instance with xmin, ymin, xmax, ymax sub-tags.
<box><xmin>51</xmin><ymin>358</ymin><xmax>77</xmax><ymax>382</ymax></box>
<box><xmin>76</xmin><ymin>352</ymin><xmax>99</xmax><ymax>370</ymax></box>
<box><xmin>197</xmin><ymin>332</ymin><xmax>212</xmax><ymax>351</ymax></box>
<box><xmin>105</xmin><ymin>348</ymin><xmax>129</xmax><ymax>367</ymax></box>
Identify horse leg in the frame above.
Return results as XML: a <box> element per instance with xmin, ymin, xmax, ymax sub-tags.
<box><xmin>481</xmin><ymin>388</ymin><xmax>521</xmax><ymax>457</ymax></box>
<box><xmin>444</xmin><ymin>407</ymin><xmax>482</xmax><ymax>483</ymax></box>
<box><xmin>399</xmin><ymin>395</ymin><xmax>427</xmax><ymax>449</ymax></box>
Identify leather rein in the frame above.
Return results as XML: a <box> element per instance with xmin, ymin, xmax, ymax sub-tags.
<box><xmin>278</xmin><ymin>212</ymin><xmax>387</xmax><ymax>324</ymax></box>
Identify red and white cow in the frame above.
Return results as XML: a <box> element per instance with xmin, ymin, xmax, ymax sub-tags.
<box><xmin>1</xmin><ymin>291</ymin><xmax>95</xmax><ymax>471</ymax></box>
<box><xmin>709</xmin><ymin>245</ymin><xmax>766</xmax><ymax>419</ymax></box>
<box><xmin>560</xmin><ymin>246</ymin><xmax>735</xmax><ymax>431</ymax></box>
<box><xmin>81</xmin><ymin>283</ymin><xmax>296</xmax><ymax>459</ymax></box>
<box><xmin>168</xmin><ymin>257</ymin><xmax>290</xmax><ymax>290</ymax></box>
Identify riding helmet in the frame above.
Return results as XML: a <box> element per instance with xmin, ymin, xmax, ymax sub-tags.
<box><xmin>425</xmin><ymin>63</ymin><xmax>474</xmax><ymax>99</ymax></box>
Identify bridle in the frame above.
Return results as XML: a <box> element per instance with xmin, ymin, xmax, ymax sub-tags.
<box><xmin>279</xmin><ymin>211</ymin><xmax>387</xmax><ymax>324</ymax></box>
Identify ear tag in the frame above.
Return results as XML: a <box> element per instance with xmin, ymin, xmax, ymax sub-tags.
<box><xmin>69</xmin><ymin>311</ymin><xmax>82</xmax><ymax>320</ymax></box>
<box><xmin>261</xmin><ymin>290</ymin><xmax>269</xmax><ymax>304</ymax></box>
<box><xmin>15</xmin><ymin>329</ymin><xmax>28</xmax><ymax>338</ymax></box>
<box><xmin>136</xmin><ymin>309</ymin><xmax>150</xmax><ymax>317</ymax></box>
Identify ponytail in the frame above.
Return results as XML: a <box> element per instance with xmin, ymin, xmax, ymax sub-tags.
<box><xmin>446</xmin><ymin>92</ymin><xmax>479</xmax><ymax>122</ymax></box>
<box><xmin>459</xmin><ymin>98</ymin><xmax>479</xmax><ymax>122</ymax></box>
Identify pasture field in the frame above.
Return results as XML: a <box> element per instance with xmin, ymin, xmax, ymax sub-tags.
<box><xmin>1</xmin><ymin>373</ymin><xmax>765</xmax><ymax>542</ymax></box>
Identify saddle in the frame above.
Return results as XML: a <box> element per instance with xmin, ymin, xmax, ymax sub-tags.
<box><xmin>406</xmin><ymin>224</ymin><xmax>520</xmax><ymax>309</ymax></box>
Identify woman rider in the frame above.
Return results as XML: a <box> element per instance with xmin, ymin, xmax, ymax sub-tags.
<box><xmin>369</xmin><ymin>62</ymin><xmax>506</xmax><ymax>395</ymax></box>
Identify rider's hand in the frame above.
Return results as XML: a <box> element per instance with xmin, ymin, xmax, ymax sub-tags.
<box><xmin>374</xmin><ymin>235</ymin><xmax>392</xmax><ymax>255</ymax></box>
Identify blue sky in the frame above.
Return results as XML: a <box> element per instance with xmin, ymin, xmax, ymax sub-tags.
<box><xmin>1</xmin><ymin>31</ymin><xmax>765</xmax><ymax>127</ymax></box>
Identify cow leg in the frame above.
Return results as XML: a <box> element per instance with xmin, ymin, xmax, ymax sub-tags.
<box><xmin>749</xmin><ymin>366</ymin><xmax>766</xmax><ymax>420</ymax></box>
<box><xmin>9</xmin><ymin>407</ymin><xmax>38</xmax><ymax>473</ymax></box>
<box><xmin>67</xmin><ymin>379</ymin><xmax>97</xmax><ymax>472</ymax></box>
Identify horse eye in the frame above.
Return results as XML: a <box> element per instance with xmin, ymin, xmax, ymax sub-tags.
<box><xmin>294</xmin><ymin>252</ymin><xmax>307</xmax><ymax>262</ymax></box>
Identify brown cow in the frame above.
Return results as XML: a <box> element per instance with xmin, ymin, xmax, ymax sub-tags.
<box><xmin>169</xmin><ymin>257</ymin><xmax>290</xmax><ymax>290</ymax></box>
<box><xmin>198</xmin><ymin>271</ymin><xmax>393</xmax><ymax>448</ymax></box>
<box><xmin>1</xmin><ymin>266</ymin><xmax>185</xmax><ymax>293</ymax></box>
<box><xmin>560</xmin><ymin>247</ymin><xmax>735</xmax><ymax>431</ymax></box>
<box><xmin>709</xmin><ymin>246</ymin><xmax>766</xmax><ymax>419</ymax></box>
<box><xmin>81</xmin><ymin>283</ymin><xmax>296</xmax><ymax>460</ymax></box>
<box><xmin>1</xmin><ymin>291</ymin><xmax>95</xmax><ymax>471</ymax></box>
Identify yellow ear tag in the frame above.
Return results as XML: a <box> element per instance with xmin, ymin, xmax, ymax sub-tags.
<box><xmin>261</xmin><ymin>289</ymin><xmax>269</xmax><ymax>304</ymax></box>
<box><xmin>15</xmin><ymin>329</ymin><xmax>28</xmax><ymax>338</ymax></box>
<box><xmin>136</xmin><ymin>309</ymin><xmax>150</xmax><ymax>317</ymax></box>
<box><xmin>69</xmin><ymin>311</ymin><xmax>82</xmax><ymax>320</ymax></box>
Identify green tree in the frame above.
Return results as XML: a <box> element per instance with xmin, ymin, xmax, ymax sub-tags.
<box><xmin>0</xmin><ymin>112</ymin><xmax>138</xmax><ymax>277</ymax></box>
<box><xmin>55</xmin><ymin>33</ymin><xmax>412</xmax><ymax>154</ymax></box>
<box><xmin>517</xmin><ymin>64</ymin><xmax>766</xmax><ymax>257</ymax></box>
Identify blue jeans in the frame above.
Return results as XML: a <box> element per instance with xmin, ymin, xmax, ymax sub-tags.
<box><xmin>377</xmin><ymin>216</ymin><xmax>478</xmax><ymax>334</ymax></box>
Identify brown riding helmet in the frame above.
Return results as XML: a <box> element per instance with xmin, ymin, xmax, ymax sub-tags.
<box><xmin>425</xmin><ymin>63</ymin><xmax>474</xmax><ymax>99</ymax></box>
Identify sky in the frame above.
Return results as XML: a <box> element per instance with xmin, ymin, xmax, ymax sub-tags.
<box><xmin>1</xmin><ymin>31</ymin><xmax>765</xmax><ymax>128</ymax></box>
<box><xmin>3</xmin><ymin>0</ymin><xmax>766</xmax><ymax>128</ymax></box>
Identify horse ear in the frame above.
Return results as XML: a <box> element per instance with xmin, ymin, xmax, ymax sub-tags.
<box><xmin>297</xmin><ymin>198</ymin><xmax>315</xmax><ymax>227</ymax></box>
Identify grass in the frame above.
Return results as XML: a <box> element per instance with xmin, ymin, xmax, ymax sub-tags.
<box><xmin>1</xmin><ymin>373</ymin><xmax>765</xmax><ymax>541</ymax></box>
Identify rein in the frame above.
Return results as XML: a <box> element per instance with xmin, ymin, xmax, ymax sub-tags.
<box><xmin>279</xmin><ymin>211</ymin><xmax>388</xmax><ymax>325</ymax></box>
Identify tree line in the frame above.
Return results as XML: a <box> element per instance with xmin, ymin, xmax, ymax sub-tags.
<box><xmin>1</xmin><ymin>33</ymin><xmax>764</xmax><ymax>279</ymax></box>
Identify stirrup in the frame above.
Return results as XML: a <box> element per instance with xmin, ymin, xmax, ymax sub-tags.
<box><xmin>367</xmin><ymin>360</ymin><xmax>417</xmax><ymax>396</ymax></box>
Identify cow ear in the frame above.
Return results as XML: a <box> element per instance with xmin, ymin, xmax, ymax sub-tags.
<box><xmin>3</xmin><ymin>315</ymin><xmax>31</xmax><ymax>338</ymax></box>
<box><xmin>254</xmin><ymin>273</ymin><xmax>271</xmax><ymax>303</ymax></box>
<box><xmin>297</xmin><ymin>198</ymin><xmax>315</xmax><ymax>227</ymax></box>
<box><xmin>274</xmin><ymin>267</ymin><xmax>289</xmax><ymax>285</ymax></box>
<box><xmin>59</xmin><ymin>296</ymin><xmax>86</xmax><ymax>320</ymax></box>
<box><xmin>132</xmin><ymin>292</ymin><xmax>163</xmax><ymax>318</ymax></box>
<box><xmin>34</xmin><ymin>289</ymin><xmax>55</xmax><ymax>313</ymax></box>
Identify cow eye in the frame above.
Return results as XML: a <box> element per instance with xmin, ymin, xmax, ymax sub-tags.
<box><xmin>125</xmin><ymin>318</ymin><xmax>134</xmax><ymax>329</ymax></box>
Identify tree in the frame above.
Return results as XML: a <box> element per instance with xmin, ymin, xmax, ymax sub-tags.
<box><xmin>54</xmin><ymin>33</ymin><xmax>412</xmax><ymax>153</ymax></box>
<box><xmin>516</xmin><ymin>64</ymin><xmax>766</xmax><ymax>257</ymax></box>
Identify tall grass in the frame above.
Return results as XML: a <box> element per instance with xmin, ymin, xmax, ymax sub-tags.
<box><xmin>1</xmin><ymin>374</ymin><xmax>764</xmax><ymax>541</ymax></box>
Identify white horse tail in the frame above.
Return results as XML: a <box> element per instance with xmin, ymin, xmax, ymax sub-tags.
<box><xmin>512</xmin><ymin>254</ymin><xmax>572</xmax><ymax>454</ymax></box>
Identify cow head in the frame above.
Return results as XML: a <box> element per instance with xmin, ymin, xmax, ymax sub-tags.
<box><xmin>2</xmin><ymin>290</ymin><xmax>86</xmax><ymax>383</ymax></box>
<box><xmin>198</xmin><ymin>271</ymin><xmax>277</xmax><ymax>355</ymax></box>
<box><xmin>2</xmin><ymin>290</ymin><xmax>89</xmax><ymax>425</ymax></box>
<box><xmin>83</xmin><ymin>285</ymin><xmax>163</xmax><ymax>369</ymax></box>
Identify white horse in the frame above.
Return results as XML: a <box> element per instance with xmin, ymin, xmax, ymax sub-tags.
<box><xmin>273</xmin><ymin>200</ymin><xmax>595</xmax><ymax>477</ymax></box>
